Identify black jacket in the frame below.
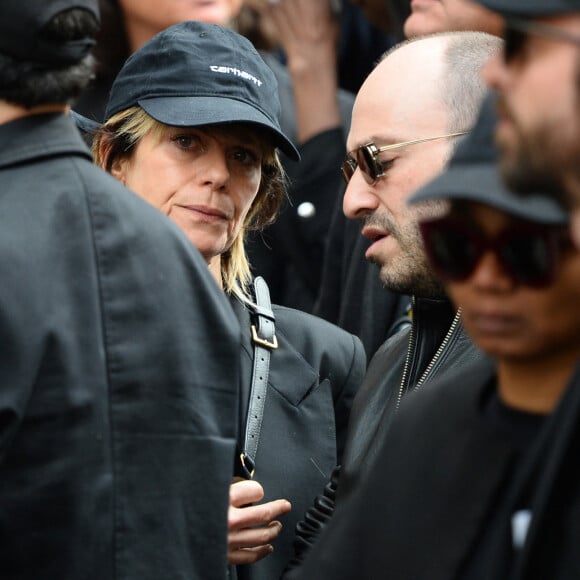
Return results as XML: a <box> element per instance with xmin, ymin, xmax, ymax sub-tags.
<box><xmin>285</xmin><ymin>297</ymin><xmax>486</xmax><ymax>574</ymax></box>
<box><xmin>230</xmin><ymin>298</ymin><xmax>366</xmax><ymax>580</ymax></box>
<box><xmin>288</xmin><ymin>359</ymin><xmax>580</xmax><ymax>580</ymax></box>
<box><xmin>0</xmin><ymin>113</ymin><xmax>241</xmax><ymax>580</ymax></box>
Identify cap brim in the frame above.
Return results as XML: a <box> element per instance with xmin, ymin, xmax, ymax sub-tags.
<box><xmin>475</xmin><ymin>0</ymin><xmax>580</xmax><ymax>16</ymax></box>
<box><xmin>71</xmin><ymin>110</ymin><xmax>101</xmax><ymax>134</ymax></box>
<box><xmin>409</xmin><ymin>163</ymin><xmax>568</xmax><ymax>225</ymax></box>
<box><xmin>140</xmin><ymin>96</ymin><xmax>300</xmax><ymax>161</ymax></box>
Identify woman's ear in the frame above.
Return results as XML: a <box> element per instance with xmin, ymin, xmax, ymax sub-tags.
<box><xmin>97</xmin><ymin>137</ymin><xmax>128</xmax><ymax>185</ymax></box>
<box><xmin>109</xmin><ymin>154</ymin><xmax>128</xmax><ymax>186</ymax></box>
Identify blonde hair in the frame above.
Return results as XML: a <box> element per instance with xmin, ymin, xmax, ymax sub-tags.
<box><xmin>93</xmin><ymin>107</ymin><xmax>287</xmax><ymax>301</ymax></box>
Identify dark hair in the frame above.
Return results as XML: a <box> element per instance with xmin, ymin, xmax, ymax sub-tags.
<box><xmin>0</xmin><ymin>8</ymin><xmax>99</xmax><ymax>107</ymax></box>
<box><xmin>92</xmin><ymin>0</ymin><xmax>130</xmax><ymax>79</ymax></box>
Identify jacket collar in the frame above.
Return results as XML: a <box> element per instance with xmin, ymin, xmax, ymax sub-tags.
<box><xmin>0</xmin><ymin>113</ymin><xmax>91</xmax><ymax>170</ymax></box>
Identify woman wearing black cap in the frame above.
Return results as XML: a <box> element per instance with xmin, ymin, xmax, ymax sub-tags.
<box><xmin>85</xmin><ymin>20</ymin><xmax>365</xmax><ymax>580</ymax></box>
<box><xmin>76</xmin><ymin>0</ymin><xmax>358</xmax><ymax>313</ymax></box>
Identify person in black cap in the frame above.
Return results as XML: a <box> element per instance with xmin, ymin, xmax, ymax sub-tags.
<box><xmin>82</xmin><ymin>20</ymin><xmax>365</xmax><ymax>580</ymax></box>
<box><xmin>287</xmin><ymin>93</ymin><xmax>580</xmax><ymax>580</ymax></box>
<box><xmin>0</xmin><ymin>2</ymin><xmax>243</xmax><ymax>579</ymax></box>
<box><xmin>475</xmin><ymin>0</ymin><xmax>580</xmax><ymax>223</ymax></box>
<box><xmin>74</xmin><ymin>0</ymin><xmax>359</xmax><ymax>314</ymax></box>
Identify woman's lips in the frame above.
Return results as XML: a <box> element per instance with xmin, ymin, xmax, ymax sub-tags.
<box><xmin>179</xmin><ymin>204</ymin><xmax>229</xmax><ymax>222</ymax></box>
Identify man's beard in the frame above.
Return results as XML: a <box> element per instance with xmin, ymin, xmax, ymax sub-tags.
<box><xmin>362</xmin><ymin>210</ymin><xmax>446</xmax><ymax>299</ymax></box>
<box><xmin>497</xmin><ymin>95</ymin><xmax>580</xmax><ymax>209</ymax></box>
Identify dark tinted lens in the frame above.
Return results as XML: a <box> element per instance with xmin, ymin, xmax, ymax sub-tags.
<box><xmin>504</xmin><ymin>27</ymin><xmax>526</xmax><ymax>62</ymax></box>
<box><xmin>359</xmin><ymin>145</ymin><xmax>380</xmax><ymax>184</ymax></box>
<box><xmin>499</xmin><ymin>231</ymin><xmax>555</xmax><ymax>287</ymax></box>
<box><xmin>341</xmin><ymin>156</ymin><xmax>356</xmax><ymax>184</ymax></box>
<box><xmin>421</xmin><ymin>221</ymin><xmax>480</xmax><ymax>281</ymax></box>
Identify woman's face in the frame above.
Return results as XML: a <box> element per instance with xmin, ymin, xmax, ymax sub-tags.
<box><xmin>445</xmin><ymin>203</ymin><xmax>580</xmax><ymax>362</ymax></box>
<box><xmin>118</xmin><ymin>0</ymin><xmax>244</xmax><ymax>47</ymax></box>
<box><xmin>111</xmin><ymin>124</ymin><xmax>264</xmax><ymax>267</ymax></box>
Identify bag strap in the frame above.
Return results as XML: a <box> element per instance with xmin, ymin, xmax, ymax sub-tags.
<box><xmin>241</xmin><ymin>276</ymin><xmax>277</xmax><ymax>478</ymax></box>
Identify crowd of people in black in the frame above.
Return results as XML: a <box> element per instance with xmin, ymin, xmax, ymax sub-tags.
<box><xmin>1</xmin><ymin>0</ymin><xmax>580</xmax><ymax>579</ymax></box>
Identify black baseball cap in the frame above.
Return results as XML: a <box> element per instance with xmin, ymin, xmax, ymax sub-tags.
<box><xmin>0</xmin><ymin>0</ymin><xmax>99</xmax><ymax>66</ymax></box>
<box><xmin>76</xmin><ymin>21</ymin><xmax>299</xmax><ymax>161</ymax></box>
<box><xmin>409</xmin><ymin>92</ymin><xmax>568</xmax><ymax>225</ymax></box>
<box><xmin>475</xmin><ymin>0</ymin><xmax>580</xmax><ymax>17</ymax></box>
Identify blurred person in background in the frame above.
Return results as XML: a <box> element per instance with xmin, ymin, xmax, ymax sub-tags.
<box><xmin>404</xmin><ymin>0</ymin><xmax>502</xmax><ymax>38</ymax></box>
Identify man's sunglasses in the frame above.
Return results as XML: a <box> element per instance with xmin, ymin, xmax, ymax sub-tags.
<box><xmin>341</xmin><ymin>132</ymin><xmax>468</xmax><ymax>185</ymax></box>
<box><xmin>504</xmin><ymin>16</ymin><xmax>580</xmax><ymax>62</ymax></box>
<box><xmin>419</xmin><ymin>215</ymin><xmax>569</xmax><ymax>289</ymax></box>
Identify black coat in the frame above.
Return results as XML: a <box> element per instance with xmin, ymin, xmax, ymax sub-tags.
<box><xmin>284</xmin><ymin>298</ymin><xmax>487</xmax><ymax>575</ymax></box>
<box><xmin>0</xmin><ymin>113</ymin><xmax>241</xmax><ymax>580</ymax></box>
<box><xmin>289</xmin><ymin>359</ymin><xmax>580</xmax><ymax>579</ymax></box>
<box><xmin>230</xmin><ymin>298</ymin><xmax>366</xmax><ymax>580</ymax></box>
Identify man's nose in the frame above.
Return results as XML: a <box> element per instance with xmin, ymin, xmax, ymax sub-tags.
<box><xmin>343</xmin><ymin>171</ymin><xmax>380</xmax><ymax>220</ymax></box>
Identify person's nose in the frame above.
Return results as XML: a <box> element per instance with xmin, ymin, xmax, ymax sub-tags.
<box><xmin>200</xmin><ymin>144</ymin><xmax>231</xmax><ymax>189</ymax></box>
<box><xmin>482</xmin><ymin>50</ymin><xmax>510</xmax><ymax>93</ymax></box>
<box><xmin>469</xmin><ymin>250</ymin><xmax>515</xmax><ymax>292</ymax></box>
<box><xmin>342</xmin><ymin>172</ymin><xmax>380</xmax><ymax>220</ymax></box>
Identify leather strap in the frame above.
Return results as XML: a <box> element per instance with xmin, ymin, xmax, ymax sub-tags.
<box><xmin>242</xmin><ymin>276</ymin><xmax>277</xmax><ymax>477</ymax></box>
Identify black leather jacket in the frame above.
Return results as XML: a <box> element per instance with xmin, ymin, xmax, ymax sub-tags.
<box><xmin>285</xmin><ymin>296</ymin><xmax>487</xmax><ymax>574</ymax></box>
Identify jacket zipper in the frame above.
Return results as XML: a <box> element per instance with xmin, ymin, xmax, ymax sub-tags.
<box><xmin>395</xmin><ymin>302</ymin><xmax>462</xmax><ymax>411</ymax></box>
<box><xmin>415</xmin><ymin>307</ymin><xmax>462</xmax><ymax>388</ymax></box>
<box><xmin>396</xmin><ymin>297</ymin><xmax>417</xmax><ymax>411</ymax></box>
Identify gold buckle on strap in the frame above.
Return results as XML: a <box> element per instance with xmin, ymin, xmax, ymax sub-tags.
<box><xmin>251</xmin><ymin>325</ymin><xmax>278</xmax><ymax>350</ymax></box>
<box><xmin>240</xmin><ymin>452</ymin><xmax>255</xmax><ymax>479</ymax></box>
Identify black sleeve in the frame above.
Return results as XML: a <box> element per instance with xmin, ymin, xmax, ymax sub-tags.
<box><xmin>281</xmin><ymin>465</ymin><xmax>342</xmax><ymax>577</ymax></box>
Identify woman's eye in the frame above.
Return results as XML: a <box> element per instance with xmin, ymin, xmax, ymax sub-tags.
<box><xmin>233</xmin><ymin>148</ymin><xmax>260</xmax><ymax>165</ymax></box>
<box><xmin>171</xmin><ymin>134</ymin><xmax>199</xmax><ymax>149</ymax></box>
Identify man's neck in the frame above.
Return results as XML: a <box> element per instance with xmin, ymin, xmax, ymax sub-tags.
<box><xmin>0</xmin><ymin>101</ymin><xmax>69</xmax><ymax>125</ymax></box>
<box><xmin>497</xmin><ymin>349</ymin><xmax>580</xmax><ymax>414</ymax></box>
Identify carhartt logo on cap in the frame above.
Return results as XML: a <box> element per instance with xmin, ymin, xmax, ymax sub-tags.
<box><xmin>209</xmin><ymin>66</ymin><xmax>263</xmax><ymax>87</ymax></box>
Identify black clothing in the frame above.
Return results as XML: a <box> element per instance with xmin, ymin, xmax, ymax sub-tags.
<box><xmin>247</xmin><ymin>128</ymin><xmax>350</xmax><ymax>312</ymax></box>
<box><xmin>285</xmin><ymin>297</ymin><xmax>486</xmax><ymax>573</ymax></box>
<box><xmin>340</xmin><ymin>297</ymin><xmax>484</xmax><ymax>495</ymax></box>
<box><xmin>289</xmin><ymin>359</ymin><xmax>580</xmax><ymax>580</ymax></box>
<box><xmin>230</xmin><ymin>297</ymin><xmax>365</xmax><ymax>580</ymax></box>
<box><xmin>0</xmin><ymin>113</ymin><xmax>241</xmax><ymax>580</ymax></box>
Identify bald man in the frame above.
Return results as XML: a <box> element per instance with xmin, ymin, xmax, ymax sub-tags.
<box><xmin>285</xmin><ymin>31</ymin><xmax>500</xmax><ymax>575</ymax></box>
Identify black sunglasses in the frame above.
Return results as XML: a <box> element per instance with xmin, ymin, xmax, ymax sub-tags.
<box><xmin>341</xmin><ymin>132</ymin><xmax>467</xmax><ymax>185</ymax></box>
<box><xmin>419</xmin><ymin>215</ymin><xmax>569</xmax><ymax>289</ymax></box>
<box><xmin>504</xmin><ymin>16</ymin><xmax>580</xmax><ymax>62</ymax></box>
